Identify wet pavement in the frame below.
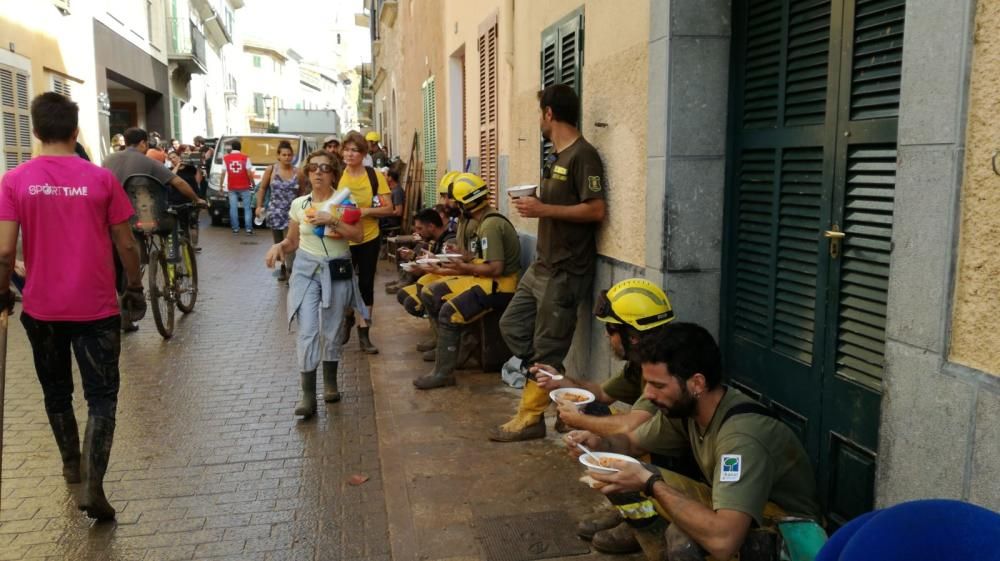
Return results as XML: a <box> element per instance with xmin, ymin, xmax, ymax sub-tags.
<box><xmin>1</xmin><ymin>221</ymin><xmax>642</xmax><ymax>561</ymax></box>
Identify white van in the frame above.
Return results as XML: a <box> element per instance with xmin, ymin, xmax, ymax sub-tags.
<box><xmin>206</xmin><ymin>133</ymin><xmax>316</xmax><ymax>227</ymax></box>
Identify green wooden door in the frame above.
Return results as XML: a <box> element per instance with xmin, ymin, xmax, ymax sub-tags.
<box><xmin>722</xmin><ymin>0</ymin><xmax>904</xmax><ymax>525</ymax></box>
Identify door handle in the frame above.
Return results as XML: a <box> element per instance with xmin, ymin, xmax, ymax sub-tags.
<box><xmin>824</xmin><ymin>225</ymin><xmax>845</xmax><ymax>258</ymax></box>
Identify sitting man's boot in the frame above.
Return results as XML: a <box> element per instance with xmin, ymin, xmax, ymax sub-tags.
<box><xmin>416</xmin><ymin>318</ymin><xmax>437</xmax><ymax>352</ymax></box>
<box><xmin>337</xmin><ymin>310</ymin><xmax>355</xmax><ymax>345</ymax></box>
<box><xmin>577</xmin><ymin>509</ymin><xmax>623</xmax><ymax>540</ymax></box>
<box><xmin>488</xmin><ymin>380</ymin><xmax>548</xmax><ymax>442</ymax></box>
<box><xmin>592</xmin><ymin>522</ymin><xmax>642</xmax><ymax>554</ymax></box>
<box><xmin>358</xmin><ymin>326</ymin><xmax>379</xmax><ymax>354</ymax></box>
<box><xmin>413</xmin><ymin>327</ymin><xmax>460</xmax><ymax>390</ymax></box>
<box><xmin>422</xmin><ymin>349</ymin><xmax>436</xmax><ymax>362</ymax></box>
<box><xmin>77</xmin><ymin>416</ymin><xmax>116</xmax><ymax>521</ymax></box>
<box><xmin>295</xmin><ymin>370</ymin><xmax>318</xmax><ymax>418</ymax></box>
<box><xmin>665</xmin><ymin>522</ymin><xmax>708</xmax><ymax>561</ymax></box>
<box><xmin>47</xmin><ymin>409</ymin><xmax>81</xmax><ymax>484</ymax></box>
<box><xmin>322</xmin><ymin>361</ymin><xmax>341</xmax><ymax>403</ymax></box>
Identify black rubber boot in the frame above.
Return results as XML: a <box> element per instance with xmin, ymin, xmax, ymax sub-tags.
<box><xmin>358</xmin><ymin>326</ymin><xmax>379</xmax><ymax>354</ymax></box>
<box><xmin>78</xmin><ymin>416</ymin><xmax>115</xmax><ymax>521</ymax></box>
<box><xmin>337</xmin><ymin>311</ymin><xmax>355</xmax><ymax>345</ymax></box>
<box><xmin>46</xmin><ymin>410</ymin><xmax>81</xmax><ymax>484</ymax></box>
<box><xmin>413</xmin><ymin>326</ymin><xmax>459</xmax><ymax>390</ymax></box>
<box><xmin>322</xmin><ymin>361</ymin><xmax>341</xmax><ymax>403</ymax></box>
<box><xmin>416</xmin><ymin>318</ymin><xmax>437</xmax><ymax>352</ymax></box>
<box><xmin>295</xmin><ymin>371</ymin><xmax>317</xmax><ymax>418</ymax></box>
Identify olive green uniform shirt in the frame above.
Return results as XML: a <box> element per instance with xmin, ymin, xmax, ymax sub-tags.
<box><xmin>601</xmin><ymin>362</ymin><xmax>658</xmax><ymax>414</ymax></box>
<box><xmin>537</xmin><ymin>137</ymin><xmax>606</xmax><ymax>275</ymax></box>
<box><xmin>632</xmin><ymin>388</ymin><xmax>821</xmax><ymax>525</ymax></box>
<box><xmin>456</xmin><ymin>215</ymin><xmax>480</xmax><ymax>255</ymax></box>
<box><xmin>472</xmin><ymin>210</ymin><xmax>521</xmax><ymax>276</ymax></box>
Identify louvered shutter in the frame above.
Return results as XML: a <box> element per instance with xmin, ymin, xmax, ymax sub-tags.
<box><xmin>1</xmin><ymin>65</ymin><xmax>32</xmax><ymax>171</ymax></box>
<box><xmin>422</xmin><ymin>77</ymin><xmax>438</xmax><ymax>208</ymax></box>
<box><xmin>539</xmin><ymin>9</ymin><xmax>583</xmax><ymax>173</ymax></box>
<box><xmin>478</xmin><ymin>19</ymin><xmax>498</xmax><ymax>205</ymax></box>
<box><xmin>51</xmin><ymin>74</ymin><xmax>73</xmax><ymax>99</ymax></box>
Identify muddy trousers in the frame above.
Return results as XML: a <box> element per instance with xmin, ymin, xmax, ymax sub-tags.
<box><xmin>419</xmin><ymin>275</ymin><xmax>518</xmax><ymax>329</ymax></box>
<box><xmin>608</xmin><ymin>469</ymin><xmax>787</xmax><ymax>561</ymax></box>
<box><xmin>20</xmin><ymin>313</ymin><xmax>122</xmax><ymax>420</ymax></box>
<box><xmin>396</xmin><ymin>273</ymin><xmax>448</xmax><ymax>317</ymax></box>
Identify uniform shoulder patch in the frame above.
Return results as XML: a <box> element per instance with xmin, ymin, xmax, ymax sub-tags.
<box><xmin>720</xmin><ymin>454</ymin><xmax>742</xmax><ymax>482</ymax></box>
<box><xmin>481</xmin><ymin>237</ymin><xmax>489</xmax><ymax>250</ymax></box>
<box><xmin>588</xmin><ymin>176</ymin><xmax>603</xmax><ymax>192</ymax></box>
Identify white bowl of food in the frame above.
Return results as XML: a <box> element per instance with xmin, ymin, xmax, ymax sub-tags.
<box><xmin>400</xmin><ymin>261</ymin><xmax>418</xmax><ymax>272</ymax></box>
<box><xmin>550</xmin><ymin>388</ymin><xmax>595</xmax><ymax>408</ymax></box>
<box><xmin>579</xmin><ymin>452</ymin><xmax>642</xmax><ymax>475</ymax></box>
<box><xmin>416</xmin><ymin>258</ymin><xmax>442</xmax><ymax>267</ymax></box>
<box><xmin>436</xmin><ymin>253</ymin><xmax>464</xmax><ymax>263</ymax></box>
<box><xmin>507</xmin><ymin>184</ymin><xmax>538</xmax><ymax>199</ymax></box>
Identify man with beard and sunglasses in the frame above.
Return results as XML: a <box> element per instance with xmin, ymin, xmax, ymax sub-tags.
<box><xmin>565</xmin><ymin>323</ymin><xmax>821</xmax><ymax>561</ymax></box>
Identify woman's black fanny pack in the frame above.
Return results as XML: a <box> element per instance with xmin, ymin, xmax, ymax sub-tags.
<box><xmin>328</xmin><ymin>257</ymin><xmax>354</xmax><ymax>281</ymax></box>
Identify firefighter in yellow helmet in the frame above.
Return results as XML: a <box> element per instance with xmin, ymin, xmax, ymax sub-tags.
<box><xmin>533</xmin><ymin>278</ymin><xmax>675</xmax><ymax>554</ymax></box>
<box><xmin>412</xmin><ymin>173</ymin><xmax>521</xmax><ymax>389</ymax></box>
<box><xmin>365</xmin><ymin>130</ymin><xmax>388</xmax><ymax>168</ymax></box>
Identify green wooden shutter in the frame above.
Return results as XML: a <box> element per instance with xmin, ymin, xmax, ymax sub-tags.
<box><xmin>539</xmin><ymin>8</ymin><xmax>583</xmax><ymax>172</ymax></box>
<box><xmin>422</xmin><ymin>76</ymin><xmax>438</xmax><ymax>208</ymax></box>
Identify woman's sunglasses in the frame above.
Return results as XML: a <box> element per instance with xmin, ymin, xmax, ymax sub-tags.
<box><xmin>306</xmin><ymin>163</ymin><xmax>335</xmax><ymax>173</ymax></box>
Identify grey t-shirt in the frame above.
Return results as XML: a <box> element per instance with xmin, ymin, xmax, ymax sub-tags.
<box><xmin>102</xmin><ymin>147</ymin><xmax>177</xmax><ymax>186</ymax></box>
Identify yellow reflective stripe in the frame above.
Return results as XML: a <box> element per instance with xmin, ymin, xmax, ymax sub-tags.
<box><xmin>614</xmin><ymin>500</ymin><xmax>659</xmax><ymax>520</ymax></box>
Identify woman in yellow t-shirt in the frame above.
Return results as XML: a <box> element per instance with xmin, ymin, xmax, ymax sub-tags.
<box><xmin>265</xmin><ymin>150</ymin><xmax>364</xmax><ymax>419</ymax></box>
<box><xmin>336</xmin><ymin>130</ymin><xmax>394</xmax><ymax>354</ymax></box>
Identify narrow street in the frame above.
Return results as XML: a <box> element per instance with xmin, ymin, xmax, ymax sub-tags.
<box><xmin>0</xmin><ymin>221</ymin><xmax>640</xmax><ymax>561</ymax></box>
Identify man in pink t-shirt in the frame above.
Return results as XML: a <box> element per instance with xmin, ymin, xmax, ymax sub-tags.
<box><xmin>0</xmin><ymin>92</ymin><xmax>145</xmax><ymax>523</ymax></box>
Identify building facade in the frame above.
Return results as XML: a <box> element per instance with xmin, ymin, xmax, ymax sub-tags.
<box><xmin>365</xmin><ymin>0</ymin><xmax>999</xmax><ymax>523</ymax></box>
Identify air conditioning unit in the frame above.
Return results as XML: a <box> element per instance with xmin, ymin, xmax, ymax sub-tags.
<box><xmin>53</xmin><ymin>0</ymin><xmax>70</xmax><ymax>14</ymax></box>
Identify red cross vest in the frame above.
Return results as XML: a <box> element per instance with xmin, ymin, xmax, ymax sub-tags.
<box><xmin>224</xmin><ymin>152</ymin><xmax>251</xmax><ymax>191</ymax></box>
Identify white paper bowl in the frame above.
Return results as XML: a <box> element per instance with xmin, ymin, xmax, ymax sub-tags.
<box><xmin>436</xmin><ymin>253</ymin><xmax>464</xmax><ymax>263</ymax></box>
<box><xmin>579</xmin><ymin>452</ymin><xmax>641</xmax><ymax>474</ymax></box>
<box><xmin>507</xmin><ymin>184</ymin><xmax>538</xmax><ymax>198</ymax></box>
<box><xmin>549</xmin><ymin>388</ymin><xmax>595</xmax><ymax>408</ymax></box>
<box><xmin>399</xmin><ymin>262</ymin><xmax>418</xmax><ymax>272</ymax></box>
<box><xmin>416</xmin><ymin>258</ymin><xmax>442</xmax><ymax>266</ymax></box>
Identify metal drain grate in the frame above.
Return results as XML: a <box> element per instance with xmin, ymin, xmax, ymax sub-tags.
<box><xmin>476</xmin><ymin>511</ymin><xmax>591</xmax><ymax>561</ymax></box>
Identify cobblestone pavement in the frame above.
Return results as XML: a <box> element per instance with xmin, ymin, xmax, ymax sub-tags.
<box><xmin>0</xmin><ymin>222</ymin><xmax>389</xmax><ymax>560</ymax></box>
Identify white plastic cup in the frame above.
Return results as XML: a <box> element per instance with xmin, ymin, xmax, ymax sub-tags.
<box><xmin>254</xmin><ymin>213</ymin><xmax>265</xmax><ymax>227</ymax></box>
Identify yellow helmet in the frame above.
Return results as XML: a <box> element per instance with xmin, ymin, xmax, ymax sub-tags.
<box><xmin>438</xmin><ymin>171</ymin><xmax>461</xmax><ymax>196</ymax></box>
<box><xmin>450</xmin><ymin>172</ymin><xmax>490</xmax><ymax>212</ymax></box>
<box><xmin>595</xmin><ymin>278</ymin><xmax>674</xmax><ymax>331</ymax></box>
<box><xmin>365</xmin><ymin>131</ymin><xmax>381</xmax><ymax>142</ymax></box>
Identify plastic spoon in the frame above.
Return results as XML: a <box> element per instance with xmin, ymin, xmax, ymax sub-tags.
<box><xmin>533</xmin><ymin>365</ymin><xmax>564</xmax><ymax>381</ymax></box>
<box><xmin>576</xmin><ymin>443</ymin><xmax>602</xmax><ymax>467</ymax></box>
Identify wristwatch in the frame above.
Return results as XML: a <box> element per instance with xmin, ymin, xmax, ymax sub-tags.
<box><xmin>644</xmin><ymin>471</ymin><xmax>664</xmax><ymax>497</ymax></box>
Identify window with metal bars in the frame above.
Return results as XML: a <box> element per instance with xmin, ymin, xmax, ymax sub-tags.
<box><xmin>539</xmin><ymin>8</ymin><xmax>584</xmax><ymax>174</ymax></box>
<box><xmin>1</xmin><ymin>64</ymin><xmax>32</xmax><ymax>172</ymax></box>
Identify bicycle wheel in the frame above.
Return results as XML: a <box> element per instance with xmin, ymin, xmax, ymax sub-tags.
<box><xmin>175</xmin><ymin>240</ymin><xmax>198</xmax><ymax>313</ymax></box>
<box><xmin>148</xmin><ymin>248</ymin><xmax>175</xmax><ymax>338</ymax></box>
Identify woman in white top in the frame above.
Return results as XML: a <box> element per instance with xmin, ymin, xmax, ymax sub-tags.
<box><xmin>265</xmin><ymin>150</ymin><xmax>364</xmax><ymax>418</ymax></box>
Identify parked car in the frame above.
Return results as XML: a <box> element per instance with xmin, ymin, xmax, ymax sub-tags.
<box><xmin>206</xmin><ymin>134</ymin><xmax>316</xmax><ymax>228</ymax></box>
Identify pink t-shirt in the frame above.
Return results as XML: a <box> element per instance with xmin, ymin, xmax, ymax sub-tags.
<box><xmin>0</xmin><ymin>155</ymin><xmax>134</xmax><ymax>321</ymax></box>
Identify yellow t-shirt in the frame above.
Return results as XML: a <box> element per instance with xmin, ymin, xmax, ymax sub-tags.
<box><xmin>288</xmin><ymin>195</ymin><xmax>350</xmax><ymax>258</ymax></box>
<box><xmin>337</xmin><ymin>167</ymin><xmax>390</xmax><ymax>245</ymax></box>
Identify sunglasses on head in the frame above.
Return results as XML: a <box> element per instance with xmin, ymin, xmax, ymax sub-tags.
<box><xmin>306</xmin><ymin>163</ymin><xmax>335</xmax><ymax>173</ymax></box>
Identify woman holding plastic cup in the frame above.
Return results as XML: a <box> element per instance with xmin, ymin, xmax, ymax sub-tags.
<box><xmin>265</xmin><ymin>150</ymin><xmax>364</xmax><ymax>418</ymax></box>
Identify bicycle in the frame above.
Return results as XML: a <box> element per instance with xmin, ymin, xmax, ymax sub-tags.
<box><xmin>124</xmin><ymin>174</ymin><xmax>200</xmax><ymax>339</ymax></box>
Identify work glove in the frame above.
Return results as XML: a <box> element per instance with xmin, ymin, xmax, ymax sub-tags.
<box><xmin>122</xmin><ymin>286</ymin><xmax>147</xmax><ymax>322</ymax></box>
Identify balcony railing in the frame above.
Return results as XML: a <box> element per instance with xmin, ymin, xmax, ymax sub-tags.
<box><xmin>168</xmin><ymin>17</ymin><xmax>208</xmax><ymax>74</ymax></box>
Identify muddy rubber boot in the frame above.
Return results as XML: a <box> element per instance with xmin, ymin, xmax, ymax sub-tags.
<box><xmin>77</xmin><ymin>416</ymin><xmax>116</xmax><ymax>522</ymax></box>
<box><xmin>422</xmin><ymin>349</ymin><xmax>436</xmax><ymax>362</ymax></box>
<box><xmin>577</xmin><ymin>510</ymin><xmax>623</xmax><ymax>540</ymax></box>
<box><xmin>294</xmin><ymin>370</ymin><xmax>317</xmax><ymax>418</ymax></box>
<box><xmin>631</xmin><ymin>518</ymin><xmax>670</xmax><ymax>561</ymax></box>
<box><xmin>665</xmin><ymin>522</ymin><xmax>707</xmax><ymax>561</ymax></box>
<box><xmin>413</xmin><ymin>327</ymin><xmax>459</xmax><ymax>390</ymax></box>
<box><xmin>416</xmin><ymin>318</ymin><xmax>437</xmax><ymax>352</ymax></box>
<box><xmin>488</xmin><ymin>380</ymin><xmax>549</xmax><ymax>442</ymax></box>
<box><xmin>358</xmin><ymin>326</ymin><xmax>379</xmax><ymax>354</ymax></box>
<box><xmin>592</xmin><ymin>522</ymin><xmax>642</xmax><ymax>554</ymax></box>
<box><xmin>337</xmin><ymin>311</ymin><xmax>355</xmax><ymax>345</ymax></box>
<box><xmin>46</xmin><ymin>410</ymin><xmax>81</xmax><ymax>484</ymax></box>
<box><xmin>322</xmin><ymin>361</ymin><xmax>341</xmax><ymax>403</ymax></box>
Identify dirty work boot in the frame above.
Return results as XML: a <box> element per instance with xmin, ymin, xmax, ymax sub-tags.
<box><xmin>630</xmin><ymin>517</ymin><xmax>670</xmax><ymax>561</ymax></box>
<box><xmin>416</xmin><ymin>318</ymin><xmax>438</xmax><ymax>352</ymax></box>
<box><xmin>577</xmin><ymin>509</ymin><xmax>623</xmax><ymax>540</ymax></box>
<box><xmin>337</xmin><ymin>311</ymin><xmax>356</xmax><ymax>345</ymax></box>
<box><xmin>413</xmin><ymin>327</ymin><xmax>460</xmax><ymax>390</ymax></box>
<box><xmin>422</xmin><ymin>349</ymin><xmax>436</xmax><ymax>362</ymax></box>
<box><xmin>488</xmin><ymin>380</ymin><xmax>549</xmax><ymax>442</ymax></box>
<box><xmin>77</xmin><ymin>416</ymin><xmax>116</xmax><ymax>521</ymax></box>
<box><xmin>46</xmin><ymin>410</ymin><xmax>81</xmax><ymax>484</ymax></box>
<box><xmin>358</xmin><ymin>326</ymin><xmax>379</xmax><ymax>354</ymax></box>
<box><xmin>322</xmin><ymin>361</ymin><xmax>341</xmax><ymax>403</ymax></box>
<box><xmin>456</xmin><ymin>329</ymin><xmax>480</xmax><ymax>369</ymax></box>
<box><xmin>295</xmin><ymin>370</ymin><xmax>318</xmax><ymax>418</ymax></box>
<box><xmin>592</xmin><ymin>522</ymin><xmax>642</xmax><ymax>554</ymax></box>
<box><xmin>665</xmin><ymin>522</ymin><xmax>707</xmax><ymax>561</ymax></box>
